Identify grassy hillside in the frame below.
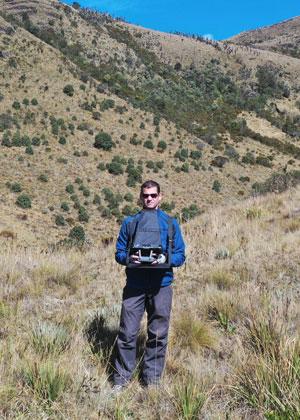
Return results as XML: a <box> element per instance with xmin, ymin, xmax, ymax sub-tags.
<box><xmin>0</xmin><ymin>1</ymin><xmax>300</xmax><ymax>245</ymax></box>
<box><xmin>229</xmin><ymin>16</ymin><xmax>300</xmax><ymax>59</ymax></box>
<box><xmin>0</xmin><ymin>185</ymin><xmax>299</xmax><ymax>417</ymax></box>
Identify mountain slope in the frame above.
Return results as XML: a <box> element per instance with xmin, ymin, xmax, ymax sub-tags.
<box><xmin>0</xmin><ymin>2</ymin><xmax>300</xmax><ymax>245</ymax></box>
<box><xmin>228</xmin><ymin>16</ymin><xmax>300</xmax><ymax>59</ymax></box>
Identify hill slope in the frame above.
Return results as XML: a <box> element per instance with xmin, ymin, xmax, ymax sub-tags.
<box><xmin>0</xmin><ymin>1</ymin><xmax>300</xmax><ymax>245</ymax></box>
<box><xmin>229</xmin><ymin>15</ymin><xmax>300</xmax><ymax>59</ymax></box>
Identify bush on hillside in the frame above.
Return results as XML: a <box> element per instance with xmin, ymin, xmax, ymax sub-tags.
<box><xmin>143</xmin><ymin>140</ymin><xmax>154</xmax><ymax>150</ymax></box>
<box><xmin>94</xmin><ymin>132</ymin><xmax>114</xmax><ymax>151</ymax></box>
<box><xmin>181</xmin><ymin>204</ymin><xmax>201</xmax><ymax>222</ymax></box>
<box><xmin>63</xmin><ymin>85</ymin><xmax>74</xmax><ymax>97</ymax></box>
<box><xmin>69</xmin><ymin>225</ymin><xmax>85</xmax><ymax>242</ymax></box>
<box><xmin>10</xmin><ymin>182</ymin><xmax>22</xmax><ymax>193</ymax></box>
<box><xmin>16</xmin><ymin>194</ymin><xmax>31</xmax><ymax>209</ymax></box>
<box><xmin>212</xmin><ymin>180</ymin><xmax>221</xmax><ymax>192</ymax></box>
<box><xmin>55</xmin><ymin>214</ymin><xmax>66</xmax><ymax>226</ymax></box>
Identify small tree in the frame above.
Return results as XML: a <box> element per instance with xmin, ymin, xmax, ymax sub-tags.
<box><xmin>94</xmin><ymin>132</ymin><xmax>114</xmax><ymax>151</ymax></box>
<box><xmin>63</xmin><ymin>84</ymin><xmax>74</xmax><ymax>97</ymax></box>
<box><xmin>143</xmin><ymin>140</ymin><xmax>154</xmax><ymax>150</ymax></box>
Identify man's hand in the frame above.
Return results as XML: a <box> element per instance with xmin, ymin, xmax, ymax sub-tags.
<box><xmin>151</xmin><ymin>254</ymin><xmax>166</xmax><ymax>265</ymax></box>
<box><xmin>130</xmin><ymin>252</ymin><xmax>141</xmax><ymax>264</ymax></box>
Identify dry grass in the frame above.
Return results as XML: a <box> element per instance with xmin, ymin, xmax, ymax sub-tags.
<box><xmin>0</xmin><ymin>186</ymin><xmax>300</xmax><ymax>417</ymax></box>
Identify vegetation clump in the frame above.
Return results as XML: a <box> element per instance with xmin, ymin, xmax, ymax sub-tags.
<box><xmin>94</xmin><ymin>132</ymin><xmax>114</xmax><ymax>151</ymax></box>
<box><xmin>16</xmin><ymin>194</ymin><xmax>31</xmax><ymax>209</ymax></box>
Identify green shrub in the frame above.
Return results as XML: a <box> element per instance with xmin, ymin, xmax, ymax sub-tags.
<box><xmin>16</xmin><ymin>194</ymin><xmax>31</xmax><ymax>209</ymax></box>
<box><xmin>175</xmin><ymin>148</ymin><xmax>189</xmax><ymax>162</ymax></box>
<box><xmin>101</xmin><ymin>207</ymin><xmax>112</xmax><ymax>219</ymax></box>
<box><xmin>10</xmin><ymin>182</ymin><xmax>22</xmax><ymax>193</ymax></box>
<box><xmin>181</xmin><ymin>163</ymin><xmax>189</xmax><ymax>173</ymax></box>
<box><xmin>124</xmin><ymin>192</ymin><xmax>133</xmax><ymax>202</ymax></box>
<box><xmin>146</xmin><ymin>160</ymin><xmax>155</xmax><ymax>169</ymax></box>
<box><xmin>66</xmin><ymin>184</ymin><xmax>74</xmax><ymax>194</ymax></box>
<box><xmin>94</xmin><ymin>132</ymin><xmax>114</xmax><ymax>151</ymax></box>
<box><xmin>78</xmin><ymin>206</ymin><xmax>89</xmax><ymax>222</ymax></box>
<box><xmin>92</xmin><ymin>111</ymin><xmax>101</xmax><ymax>120</ymax></box>
<box><xmin>181</xmin><ymin>204</ymin><xmax>201</xmax><ymax>222</ymax></box>
<box><xmin>106</xmin><ymin>161</ymin><xmax>124</xmax><ymax>175</ymax></box>
<box><xmin>12</xmin><ymin>101</ymin><xmax>21</xmax><ymax>110</ymax></box>
<box><xmin>25</xmin><ymin>145</ymin><xmax>34</xmax><ymax>155</ymax></box>
<box><xmin>143</xmin><ymin>140</ymin><xmax>154</xmax><ymax>149</ymax></box>
<box><xmin>212</xmin><ymin>180</ymin><xmax>221</xmax><ymax>192</ymax></box>
<box><xmin>100</xmin><ymin>99</ymin><xmax>115</xmax><ymax>111</ymax></box>
<box><xmin>63</xmin><ymin>84</ymin><xmax>74</xmax><ymax>97</ymax></box>
<box><xmin>130</xmin><ymin>136</ymin><xmax>142</xmax><ymax>146</ymax></box>
<box><xmin>153</xmin><ymin>115</ymin><xmax>160</xmax><ymax>126</ymax></box>
<box><xmin>93</xmin><ymin>194</ymin><xmax>101</xmax><ymax>205</ymax></box>
<box><xmin>122</xmin><ymin>205</ymin><xmax>134</xmax><ymax>216</ymax></box>
<box><xmin>160</xmin><ymin>201</ymin><xmax>175</xmax><ymax>212</ymax></box>
<box><xmin>23</xmin><ymin>98</ymin><xmax>30</xmax><ymax>106</ymax></box>
<box><xmin>59</xmin><ymin>136</ymin><xmax>66</xmax><ymax>145</ymax></box>
<box><xmin>38</xmin><ymin>174</ymin><xmax>48</xmax><ymax>182</ymax></box>
<box><xmin>157</xmin><ymin>140</ymin><xmax>167</xmax><ymax>152</ymax></box>
<box><xmin>239</xmin><ymin>176</ymin><xmax>250</xmax><ymax>183</ymax></box>
<box><xmin>255</xmin><ymin>156</ymin><xmax>273</xmax><ymax>168</ymax></box>
<box><xmin>55</xmin><ymin>214</ymin><xmax>66</xmax><ymax>226</ymax></box>
<box><xmin>82</xmin><ymin>188</ymin><xmax>90</xmax><ymax>197</ymax></box>
<box><xmin>69</xmin><ymin>225</ymin><xmax>85</xmax><ymax>242</ymax></box>
<box><xmin>97</xmin><ymin>162</ymin><xmax>106</xmax><ymax>171</ymax></box>
<box><xmin>31</xmin><ymin>98</ymin><xmax>38</xmax><ymax>106</ymax></box>
<box><xmin>61</xmin><ymin>202</ymin><xmax>69</xmax><ymax>212</ymax></box>
<box><xmin>31</xmin><ymin>137</ymin><xmax>41</xmax><ymax>146</ymax></box>
<box><xmin>242</xmin><ymin>152</ymin><xmax>255</xmax><ymax>165</ymax></box>
<box><xmin>190</xmin><ymin>150</ymin><xmax>202</xmax><ymax>160</ymax></box>
<box><xmin>75</xmin><ymin>177</ymin><xmax>83</xmax><ymax>184</ymax></box>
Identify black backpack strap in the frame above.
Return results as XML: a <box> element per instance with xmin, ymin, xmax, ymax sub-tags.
<box><xmin>126</xmin><ymin>215</ymin><xmax>139</xmax><ymax>265</ymax></box>
<box><xmin>167</xmin><ymin>216</ymin><xmax>173</xmax><ymax>266</ymax></box>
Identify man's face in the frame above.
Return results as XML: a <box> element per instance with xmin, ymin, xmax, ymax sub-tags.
<box><xmin>141</xmin><ymin>186</ymin><xmax>161</xmax><ymax>210</ymax></box>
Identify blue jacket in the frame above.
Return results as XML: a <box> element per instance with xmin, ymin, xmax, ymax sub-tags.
<box><xmin>115</xmin><ymin>209</ymin><xmax>186</xmax><ymax>289</ymax></box>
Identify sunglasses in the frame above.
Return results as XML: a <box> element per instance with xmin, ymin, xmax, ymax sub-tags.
<box><xmin>142</xmin><ymin>193</ymin><xmax>158</xmax><ymax>199</ymax></box>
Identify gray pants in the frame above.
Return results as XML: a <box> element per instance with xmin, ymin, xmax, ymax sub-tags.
<box><xmin>113</xmin><ymin>285</ymin><xmax>173</xmax><ymax>385</ymax></box>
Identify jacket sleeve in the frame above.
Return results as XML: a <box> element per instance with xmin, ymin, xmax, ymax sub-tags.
<box><xmin>171</xmin><ymin>218</ymin><xmax>186</xmax><ymax>267</ymax></box>
<box><xmin>115</xmin><ymin>219</ymin><xmax>129</xmax><ymax>266</ymax></box>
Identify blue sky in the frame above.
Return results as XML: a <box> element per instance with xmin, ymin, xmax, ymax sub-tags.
<box><xmin>64</xmin><ymin>0</ymin><xmax>299</xmax><ymax>40</ymax></box>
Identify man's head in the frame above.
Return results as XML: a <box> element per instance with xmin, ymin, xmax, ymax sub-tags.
<box><xmin>140</xmin><ymin>180</ymin><xmax>161</xmax><ymax>210</ymax></box>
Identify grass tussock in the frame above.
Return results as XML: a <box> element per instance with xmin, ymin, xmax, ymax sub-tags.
<box><xmin>30</xmin><ymin>322</ymin><xmax>70</xmax><ymax>357</ymax></box>
<box><xmin>172</xmin><ymin>312</ymin><xmax>218</xmax><ymax>353</ymax></box>
<box><xmin>232</xmin><ymin>342</ymin><xmax>300</xmax><ymax>418</ymax></box>
<box><xmin>208</xmin><ymin>269</ymin><xmax>236</xmax><ymax>290</ymax></box>
<box><xmin>20</xmin><ymin>361</ymin><xmax>71</xmax><ymax>403</ymax></box>
<box><xmin>174</xmin><ymin>377</ymin><xmax>208</xmax><ymax>420</ymax></box>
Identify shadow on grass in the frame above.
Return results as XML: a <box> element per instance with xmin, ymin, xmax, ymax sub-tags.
<box><xmin>85</xmin><ymin>313</ymin><xmax>147</xmax><ymax>382</ymax></box>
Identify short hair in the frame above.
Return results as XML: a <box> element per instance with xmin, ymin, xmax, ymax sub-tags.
<box><xmin>140</xmin><ymin>180</ymin><xmax>160</xmax><ymax>194</ymax></box>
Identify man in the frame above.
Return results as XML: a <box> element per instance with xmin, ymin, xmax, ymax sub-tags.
<box><xmin>113</xmin><ymin>180</ymin><xmax>185</xmax><ymax>389</ymax></box>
